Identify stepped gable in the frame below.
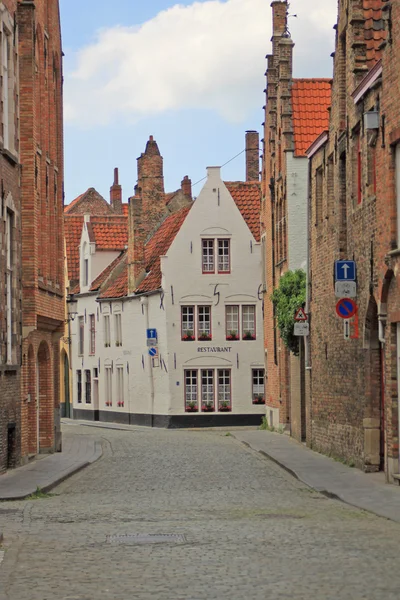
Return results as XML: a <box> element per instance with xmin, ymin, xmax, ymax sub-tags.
<box><xmin>224</xmin><ymin>181</ymin><xmax>261</xmax><ymax>242</ymax></box>
<box><xmin>291</xmin><ymin>79</ymin><xmax>332</xmax><ymax>157</ymax></box>
<box><xmin>64</xmin><ymin>188</ymin><xmax>114</xmax><ymax>215</ymax></box>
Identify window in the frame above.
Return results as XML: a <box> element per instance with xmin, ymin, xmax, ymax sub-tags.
<box><xmin>218</xmin><ymin>370</ymin><xmax>231</xmax><ymax>411</ymax></box>
<box><xmin>78</xmin><ymin>316</ymin><xmax>84</xmax><ymax>356</ymax></box>
<box><xmin>2</xmin><ymin>28</ymin><xmax>10</xmax><ymax>149</ymax></box>
<box><xmin>226</xmin><ymin>306</ymin><xmax>239</xmax><ymax>340</ymax></box>
<box><xmin>104</xmin><ymin>315</ymin><xmax>110</xmax><ymax>347</ymax></box>
<box><xmin>105</xmin><ymin>366</ymin><xmax>112</xmax><ymax>407</ymax></box>
<box><xmin>242</xmin><ymin>305</ymin><xmax>256</xmax><ymax>340</ymax></box>
<box><xmin>184</xmin><ymin>369</ymin><xmax>232</xmax><ymax>413</ymax></box>
<box><xmin>85</xmin><ymin>370</ymin><xmax>91</xmax><ymax>404</ymax></box>
<box><xmin>201</xmin><ymin>370</ymin><xmax>214</xmax><ymax>412</ymax></box>
<box><xmin>252</xmin><ymin>369</ymin><xmax>265</xmax><ymax>404</ymax></box>
<box><xmin>182</xmin><ymin>306</ymin><xmax>195</xmax><ymax>340</ymax></box>
<box><xmin>116</xmin><ymin>366</ymin><xmax>124</xmax><ymax>407</ymax></box>
<box><xmin>218</xmin><ymin>239</ymin><xmax>230</xmax><ymax>273</ymax></box>
<box><xmin>5</xmin><ymin>210</ymin><xmax>12</xmax><ymax>363</ymax></box>
<box><xmin>89</xmin><ymin>314</ymin><xmax>95</xmax><ymax>355</ymax></box>
<box><xmin>396</xmin><ymin>143</ymin><xmax>400</xmax><ymax>247</ymax></box>
<box><xmin>115</xmin><ymin>313</ymin><xmax>122</xmax><ymax>346</ymax></box>
<box><xmin>84</xmin><ymin>259</ymin><xmax>89</xmax><ymax>287</ymax></box>
<box><xmin>185</xmin><ymin>370</ymin><xmax>198</xmax><ymax>412</ymax></box>
<box><xmin>202</xmin><ymin>239</ymin><xmax>214</xmax><ymax>273</ymax></box>
<box><xmin>77</xmin><ymin>370</ymin><xmax>82</xmax><ymax>403</ymax></box>
<box><xmin>198</xmin><ymin>306</ymin><xmax>211</xmax><ymax>340</ymax></box>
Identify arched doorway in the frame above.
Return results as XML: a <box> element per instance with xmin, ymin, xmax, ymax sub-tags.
<box><xmin>37</xmin><ymin>341</ymin><xmax>53</xmax><ymax>453</ymax></box>
<box><xmin>27</xmin><ymin>345</ymin><xmax>37</xmax><ymax>455</ymax></box>
<box><xmin>363</xmin><ymin>296</ymin><xmax>383</xmax><ymax>471</ymax></box>
<box><xmin>63</xmin><ymin>352</ymin><xmax>71</xmax><ymax>419</ymax></box>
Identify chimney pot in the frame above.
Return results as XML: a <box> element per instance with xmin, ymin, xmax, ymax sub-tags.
<box><xmin>181</xmin><ymin>175</ymin><xmax>192</xmax><ymax>199</ymax></box>
<box><xmin>110</xmin><ymin>167</ymin><xmax>123</xmax><ymax>214</ymax></box>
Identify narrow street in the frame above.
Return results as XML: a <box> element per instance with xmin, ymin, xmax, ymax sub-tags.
<box><xmin>1</xmin><ymin>425</ymin><xmax>400</xmax><ymax>600</ymax></box>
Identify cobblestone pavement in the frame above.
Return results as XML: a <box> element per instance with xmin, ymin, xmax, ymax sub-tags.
<box><xmin>1</xmin><ymin>425</ymin><xmax>400</xmax><ymax>600</ymax></box>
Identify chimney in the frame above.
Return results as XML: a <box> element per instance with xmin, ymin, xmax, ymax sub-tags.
<box><xmin>271</xmin><ymin>1</ymin><xmax>288</xmax><ymax>37</ymax></box>
<box><xmin>110</xmin><ymin>168</ymin><xmax>122</xmax><ymax>214</ymax></box>
<box><xmin>136</xmin><ymin>135</ymin><xmax>166</xmax><ymax>240</ymax></box>
<box><xmin>127</xmin><ymin>195</ymin><xmax>146</xmax><ymax>294</ymax></box>
<box><xmin>181</xmin><ymin>175</ymin><xmax>192</xmax><ymax>198</ymax></box>
<box><xmin>245</xmin><ymin>131</ymin><xmax>260</xmax><ymax>181</ymax></box>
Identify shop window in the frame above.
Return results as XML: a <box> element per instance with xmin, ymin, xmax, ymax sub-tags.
<box><xmin>185</xmin><ymin>370</ymin><xmax>198</xmax><ymax>412</ymax></box>
<box><xmin>201</xmin><ymin>370</ymin><xmax>214</xmax><ymax>412</ymax></box>
<box><xmin>218</xmin><ymin>370</ymin><xmax>231</xmax><ymax>412</ymax></box>
<box><xmin>252</xmin><ymin>369</ymin><xmax>265</xmax><ymax>404</ymax></box>
<box><xmin>105</xmin><ymin>366</ymin><xmax>112</xmax><ymax>407</ymax></box>
<box><xmin>77</xmin><ymin>370</ymin><xmax>82</xmax><ymax>403</ymax></box>
<box><xmin>116</xmin><ymin>366</ymin><xmax>124</xmax><ymax>407</ymax></box>
<box><xmin>85</xmin><ymin>370</ymin><xmax>91</xmax><ymax>404</ymax></box>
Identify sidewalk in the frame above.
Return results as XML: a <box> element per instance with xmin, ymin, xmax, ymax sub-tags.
<box><xmin>231</xmin><ymin>429</ymin><xmax>400</xmax><ymax>523</ymax></box>
<box><xmin>0</xmin><ymin>431</ymin><xmax>102</xmax><ymax>502</ymax></box>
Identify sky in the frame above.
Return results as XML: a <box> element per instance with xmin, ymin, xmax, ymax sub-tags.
<box><xmin>60</xmin><ymin>0</ymin><xmax>338</xmax><ymax>204</ymax></box>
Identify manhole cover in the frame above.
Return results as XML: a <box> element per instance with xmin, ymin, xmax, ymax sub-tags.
<box><xmin>107</xmin><ymin>534</ymin><xmax>186</xmax><ymax>546</ymax></box>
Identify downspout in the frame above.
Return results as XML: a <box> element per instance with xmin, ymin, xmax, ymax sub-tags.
<box><xmin>305</xmin><ymin>156</ymin><xmax>312</xmax><ymax>445</ymax></box>
<box><xmin>140</xmin><ymin>295</ymin><xmax>155</xmax><ymax>427</ymax></box>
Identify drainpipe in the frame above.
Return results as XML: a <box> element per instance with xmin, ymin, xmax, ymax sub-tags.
<box><xmin>140</xmin><ymin>296</ymin><xmax>155</xmax><ymax>427</ymax></box>
<box><xmin>305</xmin><ymin>157</ymin><xmax>313</xmax><ymax>445</ymax></box>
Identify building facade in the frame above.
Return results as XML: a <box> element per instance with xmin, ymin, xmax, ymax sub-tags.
<box><xmin>261</xmin><ymin>0</ymin><xmax>331</xmax><ymax>435</ymax></box>
<box><xmin>19</xmin><ymin>0</ymin><xmax>64</xmax><ymax>459</ymax></box>
<box><xmin>0</xmin><ymin>0</ymin><xmax>22</xmax><ymax>473</ymax></box>
<box><xmin>306</xmin><ymin>0</ymin><xmax>389</xmax><ymax>473</ymax></box>
<box><xmin>67</xmin><ymin>136</ymin><xmax>265</xmax><ymax>426</ymax></box>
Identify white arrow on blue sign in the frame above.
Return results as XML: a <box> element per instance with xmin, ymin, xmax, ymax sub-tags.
<box><xmin>335</xmin><ymin>260</ymin><xmax>356</xmax><ymax>282</ymax></box>
<box><xmin>147</xmin><ymin>328</ymin><xmax>157</xmax><ymax>340</ymax></box>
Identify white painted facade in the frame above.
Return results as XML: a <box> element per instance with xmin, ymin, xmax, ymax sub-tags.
<box><xmin>286</xmin><ymin>153</ymin><xmax>308</xmax><ymax>272</ymax></box>
<box><xmin>70</xmin><ymin>167</ymin><xmax>265</xmax><ymax>425</ymax></box>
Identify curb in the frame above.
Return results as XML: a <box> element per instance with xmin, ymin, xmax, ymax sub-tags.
<box><xmin>0</xmin><ymin>441</ymin><xmax>103</xmax><ymax>502</ymax></box>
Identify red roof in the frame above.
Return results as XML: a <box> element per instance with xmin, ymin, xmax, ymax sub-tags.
<box><xmin>99</xmin><ymin>205</ymin><xmax>192</xmax><ymax>298</ymax></box>
<box><xmin>64</xmin><ymin>215</ymin><xmax>84</xmax><ymax>293</ymax></box>
<box><xmin>291</xmin><ymin>79</ymin><xmax>332</xmax><ymax>157</ymax></box>
<box><xmin>90</xmin><ymin>252</ymin><xmax>125</xmax><ymax>292</ymax></box>
<box><xmin>364</xmin><ymin>0</ymin><xmax>386</xmax><ymax>68</ymax></box>
<box><xmin>225</xmin><ymin>181</ymin><xmax>261</xmax><ymax>242</ymax></box>
<box><xmin>89</xmin><ymin>216</ymin><xmax>128</xmax><ymax>250</ymax></box>
<box><xmin>64</xmin><ymin>188</ymin><xmax>114</xmax><ymax>215</ymax></box>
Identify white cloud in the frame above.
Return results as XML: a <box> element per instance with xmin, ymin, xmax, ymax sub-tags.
<box><xmin>65</xmin><ymin>0</ymin><xmax>338</xmax><ymax>127</ymax></box>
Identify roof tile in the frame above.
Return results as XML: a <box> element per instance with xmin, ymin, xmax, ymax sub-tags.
<box><xmin>291</xmin><ymin>79</ymin><xmax>332</xmax><ymax>157</ymax></box>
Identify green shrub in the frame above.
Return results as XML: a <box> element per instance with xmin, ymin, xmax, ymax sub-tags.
<box><xmin>271</xmin><ymin>269</ymin><xmax>306</xmax><ymax>355</ymax></box>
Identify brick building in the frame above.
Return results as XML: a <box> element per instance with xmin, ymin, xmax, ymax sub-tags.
<box><xmin>306</xmin><ymin>0</ymin><xmax>390</xmax><ymax>473</ymax></box>
<box><xmin>19</xmin><ymin>0</ymin><xmax>65</xmax><ymax>459</ymax></box>
<box><xmin>261</xmin><ymin>1</ymin><xmax>331</xmax><ymax>434</ymax></box>
<box><xmin>0</xmin><ymin>0</ymin><xmax>22</xmax><ymax>473</ymax></box>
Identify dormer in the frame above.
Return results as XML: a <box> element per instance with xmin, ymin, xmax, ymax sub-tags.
<box><xmin>79</xmin><ymin>214</ymin><xmax>95</xmax><ymax>293</ymax></box>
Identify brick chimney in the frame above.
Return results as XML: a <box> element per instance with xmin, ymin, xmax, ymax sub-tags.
<box><xmin>271</xmin><ymin>1</ymin><xmax>288</xmax><ymax>38</ymax></box>
<box><xmin>245</xmin><ymin>131</ymin><xmax>260</xmax><ymax>181</ymax></box>
<box><xmin>136</xmin><ymin>135</ymin><xmax>166</xmax><ymax>240</ymax></box>
<box><xmin>181</xmin><ymin>175</ymin><xmax>192</xmax><ymax>198</ymax></box>
<box><xmin>127</xmin><ymin>195</ymin><xmax>146</xmax><ymax>294</ymax></box>
<box><xmin>110</xmin><ymin>168</ymin><xmax>122</xmax><ymax>213</ymax></box>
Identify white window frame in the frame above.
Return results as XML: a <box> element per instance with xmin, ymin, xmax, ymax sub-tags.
<box><xmin>201</xmin><ymin>369</ymin><xmax>214</xmax><ymax>411</ymax></box>
<box><xmin>242</xmin><ymin>305</ymin><xmax>256</xmax><ymax>340</ymax></box>
<box><xmin>116</xmin><ymin>366</ymin><xmax>124</xmax><ymax>407</ymax></box>
<box><xmin>105</xmin><ymin>366</ymin><xmax>112</xmax><ymax>407</ymax></box>
<box><xmin>104</xmin><ymin>315</ymin><xmax>111</xmax><ymax>347</ymax></box>
<box><xmin>185</xmin><ymin>370</ymin><xmax>198</xmax><ymax>411</ymax></box>
<box><xmin>202</xmin><ymin>239</ymin><xmax>215</xmax><ymax>273</ymax></box>
<box><xmin>85</xmin><ymin>369</ymin><xmax>91</xmax><ymax>404</ymax></box>
<box><xmin>252</xmin><ymin>369</ymin><xmax>265</xmax><ymax>403</ymax></box>
<box><xmin>78</xmin><ymin>316</ymin><xmax>84</xmax><ymax>356</ymax></box>
<box><xmin>115</xmin><ymin>313</ymin><xmax>122</xmax><ymax>346</ymax></box>
<box><xmin>182</xmin><ymin>306</ymin><xmax>195</xmax><ymax>339</ymax></box>
<box><xmin>217</xmin><ymin>239</ymin><xmax>230</xmax><ymax>273</ymax></box>
<box><xmin>217</xmin><ymin>369</ymin><xmax>231</xmax><ymax>410</ymax></box>
<box><xmin>226</xmin><ymin>305</ymin><xmax>240</xmax><ymax>340</ymax></box>
<box><xmin>184</xmin><ymin>369</ymin><xmax>232</xmax><ymax>413</ymax></box>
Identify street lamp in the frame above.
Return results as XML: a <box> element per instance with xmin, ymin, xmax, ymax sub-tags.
<box><xmin>65</xmin><ymin>296</ymin><xmax>78</xmax><ymax>324</ymax></box>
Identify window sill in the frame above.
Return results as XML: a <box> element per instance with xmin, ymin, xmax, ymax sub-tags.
<box><xmin>0</xmin><ymin>147</ymin><xmax>19</xmax><ymax>166</ymax></box>
<box><xmin>0</xmin><ymin>364</ymin><xmax>19</xmax><ymax>374</ymax></box>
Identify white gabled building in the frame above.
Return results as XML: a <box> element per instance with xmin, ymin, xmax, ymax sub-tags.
<box><xmin>67</xmin><ymin>136</ymin><xmax>265</xmax><ymax>427</ymax></box>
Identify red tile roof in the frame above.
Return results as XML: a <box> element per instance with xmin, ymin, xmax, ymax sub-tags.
<box><xmin>364</xmin><ymin>0</ymin><xmax>386</xmax><ymax>69</ymax></box>
<box><xmin>90</xmin><ymin>216</ymin><xmax>128</xmax><ymax>250</ymax></box>
<box><xmin>224</xmin><ymin>181</ymin><xmax>261</xmax><ymax>242</ymax></box>
<box><xmin>291</xmin><ymin>79</ymin><xmax>332</xmax><ymax>157</ymax></box>
<box><xmin>99</xmin><ymin>205</ymin><xmax>192</xmax><ymax>298</ymax></box>
<box><xmin>90</xmin><ymin>252</ymin><xmax>125</xmax><ymax>292</ymax></box>
<box><xmin>64</xmin><ymin>215</ymin><xmax>84</xmax><ymax>293</ymax></box>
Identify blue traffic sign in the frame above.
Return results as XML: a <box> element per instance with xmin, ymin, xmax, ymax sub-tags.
<box><xmin>335</xmin><ymin>260</ymin><xmax>356</xmax><ymax>282</ymax></box>
<box><xmin>148</xmin><ymin>347</ymin><xmax>158</xmax><ymax>357</ymax></box>
<box><xmin>147</xmin><ymin>328</ymin><xmax>157</xmax><ymax>340</ymax></box>
<box><xmin>336</xmin><ymin>298</ymin><xmax>357</xmax><ymax>319</ymax></box>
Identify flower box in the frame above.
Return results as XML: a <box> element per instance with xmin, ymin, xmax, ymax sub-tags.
<box><xmin>243</xmin><ymin>333</ymin><xmax>256</xmax><ymax>341</ymax></box>
<box><xmin>117</xmin><ymin>401</ymin><xmax>125</xmax><ymax>408</ymax></box>
<box><xmin>253</xmin><ymin>398</ymin><xmax>265</xmax><ymax>405</ymax></box>
<box><xmin>201</xmin><ymin>404</ymin><xmax>214</xmax><ymax>412</ymax></box>
<box><xmin>219</xmin><ymin>405</ymin><xmax>231</xmax><ymax>412</ymax></box>
<box><xmin>198</xmin><ymin>334</ymin><xmax>212</xmax><ymax>341</ymax></box>
<box><xmin>186</xmin><ymin>405</ymin><xmax>198</xmax><ymax>412</ymax></box>
<box><xmin>105</xmin><ymin>401</ymin><xmax>112</xmax><ymax>407</ymax></box>
<box><xmin>226</xmin><ymin>335</ymin><xmax>239</xmax><ymax>341</ymax></box>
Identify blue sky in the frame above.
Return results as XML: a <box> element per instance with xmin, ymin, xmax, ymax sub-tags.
<box><xmin>60</xmin><ymin>0</ymin><xmax>337</xmax><ymax>204</ymax></box>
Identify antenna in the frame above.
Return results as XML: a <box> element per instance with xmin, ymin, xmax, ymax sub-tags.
<box><xmin>283</xmin><ymin>1</ymin><xmax>298</xmax><ymax>38</ymax></box>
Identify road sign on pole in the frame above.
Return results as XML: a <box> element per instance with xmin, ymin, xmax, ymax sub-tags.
<box><xmin>294</xmin><ymin>307</ymin><xmax>308</xmax><ymax>322</ymax></box>
<box><xmin>335</xmin><ymin>260</ymin><xmax>356</xmax><ymax>282</ymax></box>
<box><xmin>294</xmin><ymin>322</ymin><xmax>309</xmax><ymax>336</ymax></box>
<box><xmin>344</xmin><ymin>319</ymin><xmax>351</xmax><ymax>340</ymax></box>
<box><xmin>335</xmin><ymin>281</ymin><xmax>357</xmax><ymax>298</ymax></box>
<box><xmin>148</xmin><ymin>347</ymin><xmax>158</xmax><ymax>357</ymax></box>
<box><xmin>336</xmin><ymin>298</ymin><xmax>357</xmax><ymax>319</ymax></box>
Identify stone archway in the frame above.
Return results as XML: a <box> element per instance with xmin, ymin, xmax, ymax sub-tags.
<box><xmin>37</xmin><ymin>341</ymin><xmax>54</xmax><ymax>453</ymax></box>
<box><xmin>363</xmin><ymin>296</ymin><xmax>383</xmax><ymax>472</ymax></box>
<box><xmin>27</xmin><ymin>345</ymin><xmax>37</xmax><ymax>455</ymax></box>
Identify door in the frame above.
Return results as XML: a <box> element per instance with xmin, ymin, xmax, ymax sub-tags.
<box><xmin>64</xmin><ymin>353</ymin><xmax>71</xmax><ymax>419</ymax></box>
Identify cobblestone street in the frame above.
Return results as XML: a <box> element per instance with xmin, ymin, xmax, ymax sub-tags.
<box><xmin>1</xmin><ymin>425</ymin><xmax>400</xmax><ymax>600</ymax></box>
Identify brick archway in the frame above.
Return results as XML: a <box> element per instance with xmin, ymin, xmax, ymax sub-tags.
<box><xmin>27</xmin><ymin>345</ymin><xmax>37</xmax><ymax>454</ymax></box>
<box><xmin>363</xmin><ymin>296</ymin><xmax>383</xmax><ymax>472</ymax></box>
<box><xmin>37</xmin><ymin>341</ymin><xmax>54</xmax><ymax>452</ymax></box>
